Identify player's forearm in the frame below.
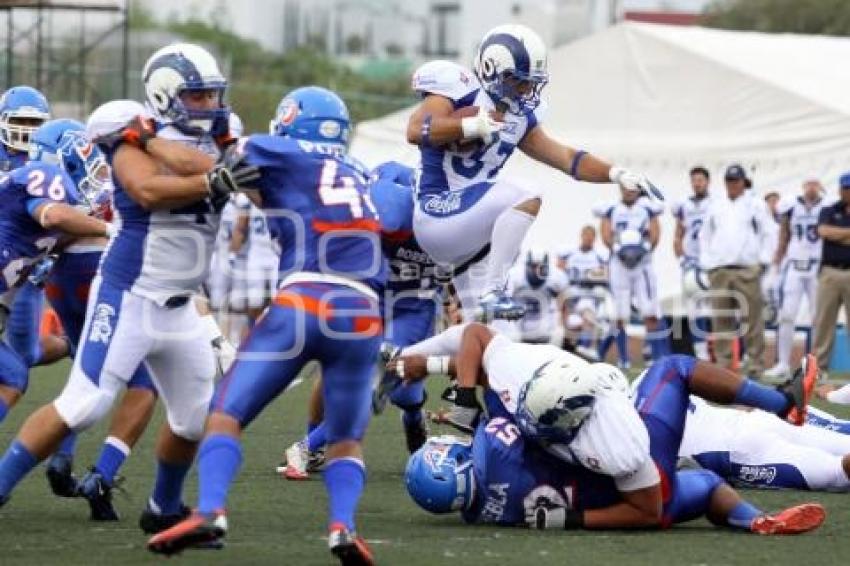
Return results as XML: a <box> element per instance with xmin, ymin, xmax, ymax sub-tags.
<box><xmin>673</xmin><ymin>224</ymin><xmax>685</xmax><ymax>257</ymax></box>
<box><xmin>132</xmin><ymin>174</ymin><xmax>210</xmax><ymax>210</ymax></box>
<box><xmin>583</xmin><ymin>501</ymin><xmax>662</xmax><ymax>529</ymax></box>
<box><xmin>456</xmin><ymin>323</ymin><xmax>494</xmax><ymax>389</ymax></box>
<box><xmin>818</xmin><ymin>224</ymin><xmax>850</xmax><ymax>243</ymax></box>
<box><xmin>146</xmin><ymin>137</ymin><xmax>215</xmax><ymax>175</ymax></box>
<box><xmin>38</xmin><ymin>204</ymin><xmax>111</xmax><ymax>238</ymax></box>
<box><xmin>407</xmin><ymin>115</ymin><xmax>466</xmax><ymax>146</ymax></box>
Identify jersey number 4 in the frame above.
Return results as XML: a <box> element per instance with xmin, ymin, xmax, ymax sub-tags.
<box><xmin>318</xmin><ymin>159</ymin><xmax>377</xmax><ymax>219</ymax></box>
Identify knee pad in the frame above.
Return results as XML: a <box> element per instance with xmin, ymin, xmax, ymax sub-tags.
<box><xmin>165</xmin><ymin>399</ymin><xmax>208</xmax><ymax>442</ymax></box>
<box><xmin>54</xmin><ymin>376</ymin><xmax>118</xmax><ymax>431</ymax></box>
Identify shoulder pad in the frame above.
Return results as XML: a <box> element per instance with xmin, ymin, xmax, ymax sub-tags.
<box><xmin>775</xmin><ymin>195</ymin><xmax>795</xmax><ymax>216</ymax></box>
<box><xmin>591</xmin><ymin>201</ymin><xmax>613</xmax><ymax>218</ymax></box>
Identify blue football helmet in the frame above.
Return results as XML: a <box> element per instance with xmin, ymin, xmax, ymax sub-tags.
<box><xmin>0</xmin><ymin>85</ymin><xmax>51</xmax><ymax>152</ymax></box>
<box><xmin>142</xmin><ymin>43</ymin><xmax>230</xmax><ymax>137</ymax></box>
<box><xmin>405</xmin><ymin>436</ymin><xmax>476</xmax><ymax>514</ymax></box>
<box><xmin>29</xmin><ymin>119</ymin><xmax>85</xmax><ymax>163</ymax></box>
<box><xmin>56</xmin><ymin>133</ymin><xmax>111</xmax><ymax>215</ymax></box>
<box><xmin>269</xmin><ymin>86</ymin><xmax>350</xmax><ymax>146</ymax></box>
<box><xmin>474</xmin><ymin>24</ymin><xmax>548</xmax><ymax>113</ymax></box>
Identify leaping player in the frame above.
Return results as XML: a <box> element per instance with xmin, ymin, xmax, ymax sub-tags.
<box><xmin>406</xmin><ymin>24</ymin><xmax>662</xmax><ymax>323</ymax></box>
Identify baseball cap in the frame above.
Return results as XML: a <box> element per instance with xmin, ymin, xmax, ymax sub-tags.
<box><xmin>724</xmin><ymin>164</ymin><xmax>748</xmax><ymax>181</ymax></box>
<box><xmin>840</xmin><ymin>172</ymin><xmax>850</xmax><ymax>189</ymax></box>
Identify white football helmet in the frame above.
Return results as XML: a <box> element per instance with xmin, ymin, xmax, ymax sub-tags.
<box><xmin>516</xmin><ymin>356</ymin><xmax>596</xmax><ymax>443</ymax></box>
<box><xmin>142</xmin><ymin>43</ymin><xmax>229</xmax><ymax>136</ymax></box>
<box><xmin>85</xmin><ymin>99</ymin><xmax>150</xmax><ymax>145</ymax></box>
<box><xmin>587</xmin><ymin>363</ymin><xmax>629</xmax><ymax>396</ymax></box>
<box><xmin>473</xmin><ymin>24</ymin><xmax>548</xmax><ymax>114</ymax></box>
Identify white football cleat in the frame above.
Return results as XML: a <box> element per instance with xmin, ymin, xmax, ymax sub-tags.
<box><xmin>764</xmin><ymin>364</ymin><xmax>791</xmax><ymax>381</ymax></box>
<box><xmin>280</xmin><ymin>441</ymin><xmax>309</xmax><ymax>481</ymax></box>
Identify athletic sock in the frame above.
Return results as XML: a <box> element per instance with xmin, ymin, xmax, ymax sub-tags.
<box><xmin>733</xmin><ymin>379</ymin><xmax>790</xmax><ymax>415</ymax></box>
<box><xmin>94</xmin><ymin>436</ymin><xmax>130</xmax><ymax>486</ymax></box>
<box><xmin>197</xmin><ymin>434</ymin><xmax>242</xmax><ymax>516</ymax></box>
<box><xmin>0</xmin><ymin>440</ymin><xmax>39</xmax><ymax>498</ymax></box>
<box><xmin>727</xmin><ymin>500</ymin><xmax>762</xmax><ymax>530</ymax></box>
<box><xmin>306</xmin><ymin>423</ymin><xmax>327</xmax><ymax>453</ymax></box>
<box><xmin>151</xmin><ymin>458</ymin><xmax>191</xmax><ymax>515</ymax></box>
<box><xmin>484</xmin><ymin>208</ymin><xmax>535</xmax><ymax>292</ymax></box>
<box><xmin>776</xmin><ymin>321</ymin><xmax>793</xmax><ymax>370</ymax></box>
<box><xmin>615</xmin><ymin>327</ymin><xmax>629</xmax><ymax>365</ymax></box>
<box><xmin>324</xmin><ymin>458</ymin><xmax>366</xmax><ymax>532</ymax></box>
<box><xmin>56</xmin><ymin>432</ymin><xmax>78</xmax><ymax>459</ymax></box>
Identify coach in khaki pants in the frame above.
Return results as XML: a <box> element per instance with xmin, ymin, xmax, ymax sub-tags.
<box><xmin>700</xmin><ymin>165</ymin><xmax>775</xmax><ymax>379</ymax></box>
<box><xmin>813</xmin><ymin>173</ymin><xmax>850</xmax><ymax>371</ymax></box>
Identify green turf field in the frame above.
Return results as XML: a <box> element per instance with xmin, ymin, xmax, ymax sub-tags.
<box><xmin>1</xmin><ymin>361</ymin><xmax>848</xmax><ymax>566</ymax></box>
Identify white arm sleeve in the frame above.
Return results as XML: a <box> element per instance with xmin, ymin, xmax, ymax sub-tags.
<box><xmin>827</xmin><ymin>384</ymin><xmax>850</xmax><ymax>405</ymax></box>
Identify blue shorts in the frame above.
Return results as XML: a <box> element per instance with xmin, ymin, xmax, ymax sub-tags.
<box><xmin>212</xmin><ymin>282</ymin><xmax>382</xmax><ymax>443</ymax></box>
<box><xmin>634</xmin><ymin>354</ymin><xmax>702</xmax><ymax>525</ymax></box>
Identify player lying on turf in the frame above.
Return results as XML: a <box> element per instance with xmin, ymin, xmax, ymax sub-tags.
<box><xmin>394</xmin><ymin>324</ymin><xmax>823</xmax><ymax>531</ymax></box>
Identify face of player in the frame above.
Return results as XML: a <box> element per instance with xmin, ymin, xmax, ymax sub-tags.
<box><xmin>690</xmin><ymin>172</ymin><xmax>709</xmax><ymax>198</ymax></box>
<box><xmin>764</xmin><ymin>194</ymin><xmax>779</xmax><ymax>215</ymax></box>
<box><xmin>580</xmin><ymin>228</ymin><xmax>595</xmax><ymax>250</ymax></box>
<box><xmin>802</xmin><ymin>180</ymin><xmax>822</xmax><ymax>202</ymax></box>
<box><xmin>180</xmin><ymin>88</ymin><xmax>222</xmax><ymax>111</ymax></box>
<box><xmin>724</xmin><ymin>178</ymin><xmax>746</xmax><ymax>199</ymax></box>
<box><xmin>620</xmin><ymin>186</ymin><xmax>639</xmax><ymax>205</ymax></box>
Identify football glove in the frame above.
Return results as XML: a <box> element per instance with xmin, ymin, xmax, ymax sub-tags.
<box><xmin>609</xmin><ymin>166</ymin><xmax>664</xmax><ymax>201</ymax></box>
<box><xmin>460</xmin><ymin>107</ymin><xmax>504</xmax><ymax>145</ymax></box>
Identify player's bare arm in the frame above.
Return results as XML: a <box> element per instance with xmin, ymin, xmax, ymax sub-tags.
<box><xmin>600</xmin><ymin>217</ymin><xmax>615</xmax><ymax>248</ymax></box>
<box><xmin>818</xmin><ymin>224</ymin><xmax>850</xmax><ymax>245</ymax></box>
<box><xmin>113</xmin><ymin>143</ymin><xmax>209</xmax><ymax>210</ymax></box>
<box><xmin>519</xmin><ymin>127</ymin><xmax>612</xmax><ymax>182</ymax></box>
<box><xmin>583</xmin><ymin>483</ymin><xmax>663</xmax><ymax>529</ymax></box>
<box><xmin>648</xmin><ymin>216</ymin><xmax>661</xmax><ymax>249</ymax></box>
<box><xmin>406</xmin><ymin>95</ymin><xmax>502</xmax><ymax>146</ymax></box>
<box><xmin>774</xmin><ymin>215</ymin><xmax>790</xmax><ymax>265</ymax></box>
<box><xmin>32</xmin><ymin>202</ymin><xmax>111</xmax><ymax>239</ymax></box>
<box><xmin>145</xmin><ymin>136</ymin><xmax>215</xmax><ymax>176</ymax></box>
<box><xmin>673</xmin><ymin>218</ymin><xmax>685</xmax><ymax>258</ymax></box>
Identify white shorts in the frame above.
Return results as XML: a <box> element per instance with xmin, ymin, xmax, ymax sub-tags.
<box><xmin>608</xmin><ymin>256</ymin><xmax>660</xmax><ymax>320</ymax></box>
<box><xmin>777</xmin><ymin>259</ymin><xmax>818</xmax><ymax>323</ymax></box>
<box><xmin>54</xmin><ymin>276</ymin><xmax>216</xmax><ymax>441</ymax></box>
<box><xmin>230</xmin><ymin>261</ymin><xmax>278</xmax><ymax>311</ymax></box>
<box><xmin>206</xmin><ymin>250</ymin><xmax>233</xmax><ymax>311</ymax></box>
<box><xmin>414</xmin><ymin>180</ymin><xmax>537</xmax><ymax>266</ymax></box>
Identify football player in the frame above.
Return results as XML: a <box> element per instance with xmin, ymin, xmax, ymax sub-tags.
<box><xmin>594</xmin><ymin>186</ymin><xmax>669</xmax><ymax>368</ymax></box>
<box><xmin>508</xmin><ymin>249</ymin><xmax>567</xmax><ymax>345</ymax></box>
<box><xmin>398</xmin><ymin>326</ymin><xmax>823</xmax><ymax>533</ymax></box>
<box><xmin>0</xmin><ymin>43</ymin><xmax>253</xmax><ymax>535</ymax></box>
<box><xmin>560</xmin><ymin>225</ymin><xmax>610</xmax><ymax>361</ymax></box>
<box><xmin>406</xmin><ymin>24</ymin><xmax>661</xmax><ymax>323</ymax></box>
<box><xmin>765</xmin><ymin>179</ymin><xmax>824</xmax><ymax>379</ymax></box>
<box><xmin>672</xmin><ymin>166</ymin><xmax>712</xmax><ymax>359</ymax></box>
<box><xmin>147</xmin><ymin>86</ymin><xmax>385</xmax><ymax>565</ymax></box>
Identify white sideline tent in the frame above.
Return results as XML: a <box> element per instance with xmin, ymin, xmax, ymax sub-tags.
<box><xmin>350</xmin><ymin>22</ymin><xmax>850</xmax><ymax>306</ymax></box>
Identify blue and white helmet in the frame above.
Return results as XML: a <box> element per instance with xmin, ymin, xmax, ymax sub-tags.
<box><xmin>269</xmin><ymin>86</ymin><xmax>350</xmax><ymax>146</ymax></box>
<box><xmin>405</xmin><ymin>436</ymin><xmax>476</xmax><ymax>514</ymax></box>
<box><xmin>516</xmin><ymin>357</ymin><xmax>597</xmax><ymax>444</ymax></box>
<box><xmin>0</xmin><ymin>85</ymin><xmax>51</xmax><ymax>152</ymax></box>
<box><xmin>473</xmin><ymin>24</ymin><xmax>548</xmax><ymax>114</ymax></box>
<box><xmin>56</xmin><ymin>133</ymin><xmax>111</xmax><ymax>215</ymax></box>
<box><xmin>142</xmin><ymin>43</ymin><xmax>230</xmax><ymax>136</ymax></box>
<box><xmin>29</xmin><ymin>118</ymin><xmax>85</xmax><ymax>163</ymax></box>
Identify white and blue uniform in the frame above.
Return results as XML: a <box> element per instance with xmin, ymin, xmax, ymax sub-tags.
<box><xmin>206</xmin><ymin>198</ymin><xmax>240</xmax><ymax>311</ymax></box>
<box><xmin>776</xmin><ymin>196</ymin><xmax>823</xmax><ymax>325</ymax></box>
<box><xmin>680</xmin><ymin>397</ymin><xmax>850</xmax><ymax>492</ymax></box>
<box><xmin>508</xmin><ymin>261</ymin><xmax>567</xmax><ymax>344</ymax></box>
<box><xmin>560</xmin><ymin>246</ymin><xmax>609</xmax><ymax>324</ymax></box>
<box><xmin>594</xmin><ymin>197</ymin><xmax>663</xmax><ymax>319</ymax></box>
<box><xmin>671</xmin><ymin>196</ymin><xmax>710</xmax><ymax>267</ymax></box>
<box><xmin>411</xmin><ymin>60</ymin><xmax>541</xmax><ymax>318</ymax></box>
<box><xmin>53</xmin><ymin>122</ymin><xmax>220</xmax><ymax>441</ymax></box>
<box><xmin>231</xmin><ymin>195</ymin><xmax>279</xmax><ymax>311</ymax></box>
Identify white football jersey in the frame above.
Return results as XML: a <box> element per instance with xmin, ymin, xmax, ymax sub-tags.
<box><xmin>593</xmin><ymin>197</ymin><xmax>663</xmax><ymax>251</ymax></box>
<box><xmin>411</xmin><ymin>60</ymin><xmax>542</xmax><ymax>201</ymax></box>
<box><xmin>509</xmin><ymin>265</ymin><xmax>567</xmax><ymax>340</ymax></box>
<box><xmin>671</xmin><ymin>195</ymin><xmax>710</xmax><ymax>261</ymax></box>
<box><xmin>99</xmin><ymin>122</ymin><xmax>222</xmax><ymax>304</ymax></box>
<box><xmin>777</xmin><ymin>196</ymin><xmax>824</xmax><ymax>262</ymax></box>
<box><xmin>245</xmin><ymin>201</ymin><xmax>280</xmax><ymax>268</ymax></box>
<box><xmin>481</xmin><ymin>335</ymin><xmax>658</xmax><ymax>491</ymax></box>
<box><xmin>560</xmin><ymin>247</ymin><xmax>608</xmax><ymax>288</ymax></box>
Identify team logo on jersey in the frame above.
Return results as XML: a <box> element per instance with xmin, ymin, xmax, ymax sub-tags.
<box><xmin>89</xmin><ymin>303</ymin><xmax>116</xmax><ymax>344</ymax></box>
<box><xmin>422</xmin><ymin>192</ymin><xmax>462</xmax><ymax>215</ymax></box>
<box><xmin>277</xmin><ymin>98</ymin><xmax>299</xmax><ymax>126</ymax></box>
<box><xmin>737</xmin><ymin>465</ymin><xmax>777</xmax><ymax>484</ymax></box>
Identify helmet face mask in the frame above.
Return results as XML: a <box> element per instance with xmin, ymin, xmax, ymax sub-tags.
<box><xmin>57</xmin><ymin>133</ymin><xmax>111</xmax><ymax>216</ymax></box>
<box><xmin>143</xmin><ymin>43</ymin><xmax>230</xmax><ymax>137</ymax></box>
<box><xmin>0</xmin><ymin>86</ymin><xmax>51</xmax><ymax>153</ymax></box>
<box><xmin>474</xmin><ymin>25</ymin><xmax>549</xmax><ymax>114</ymax></box>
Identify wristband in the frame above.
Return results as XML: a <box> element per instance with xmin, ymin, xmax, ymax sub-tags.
<box><xmin>426</xmin><ymin>355</ymin><xmax>450</xmax><ymax>375</ymax></box>
<box><xmin>569</xmin><ymin>150</ymin><xmax>587</xmax><ymax>179</ymax></box>
<box><xmin>105</xmin><ymin>223</ymin><xmax>116</xmax><ymax>238</ymax></box>
<box><xmin>421</xmin><ymin>114</ymin><xmax>434</xmax><ymax>147</ymax></box>
<box><xmin>461</xmin><ymin>116</ymin><xmax>478</xmax><ymax>140</ymax></box>
<box><xmin>563</xmin><ymin>509</ymin><xmax>585</xmax><ymax>530</ymax></box>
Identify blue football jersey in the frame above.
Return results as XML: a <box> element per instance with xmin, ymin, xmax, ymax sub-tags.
<box><xmin>0</xmin><ymin>161</ymin><xmax>80</xmax><ymax>295</ymax></box>
<box><xmin>370</xmin><ymin>162</ymin><xmax>443</xmax><ymax>305</ymax></box>
<box><xmin>0</xmin><ymin>144</ymin><xmax>28</xmax><ymax>175</ymax></box>
<box><xmin>462</xmin><ymin>417</ymin><xmax>621</xmax><ymax>526</ymax></box>
<box><xmin>240</xmin><ymin>135</ymin><xmax>386</xmax><ymax>293</ymax></box>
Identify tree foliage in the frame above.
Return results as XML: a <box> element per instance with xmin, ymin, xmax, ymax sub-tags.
<box><xmin>702</xmin><ymin>0</ymin><xmax>850</xmax><ymax>35</ymax></box>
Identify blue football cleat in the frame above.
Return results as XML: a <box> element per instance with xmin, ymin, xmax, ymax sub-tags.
<box><xmin>78</xmin><ymin>468</ymin><xmax>119</xmax><ymax>521</ymax></box>
<box><xmin>45</xmin><ymin>453</ymin><xmax>80</xmax><ymax>498</ymax></box>
<box><xmin>372</xmin><ymin>342</ymin><xmax>402</xmax><ymax>415</ymax></box>
<box><xmin>475</xmin><ymin>290</ymin><xmax>526</xmax><ymax>322</ymax></box>
<box><xmin>139</xmin><ymin>499</ymin><xmax>193</xmax><ymax>534</ymax></box>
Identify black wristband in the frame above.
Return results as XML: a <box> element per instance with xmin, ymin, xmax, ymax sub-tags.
<box><xmin>564</xmin><ymin>509</ymin><xmax>585</xmax><ymax>530</ymax></box>
<box><xmin>454</xmin><ymin>387</ymin><xmax>479</xmax><ymax>408</ymax></box>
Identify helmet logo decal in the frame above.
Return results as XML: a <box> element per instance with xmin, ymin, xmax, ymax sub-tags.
<box><xmin>318</xmin><ymin>120</ymin><xmax>341</xmax><ymax>140</ymax></box>
<box><xmin>278</xmin><ymin>99</ymin><xmax>299</xmax><ymax>126</ymax></box>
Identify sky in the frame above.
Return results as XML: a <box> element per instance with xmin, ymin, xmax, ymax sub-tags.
<box><xmin>623</xmin><ymin>0</ymin><xmax>712</xmax><ymax>10</ymax></box>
